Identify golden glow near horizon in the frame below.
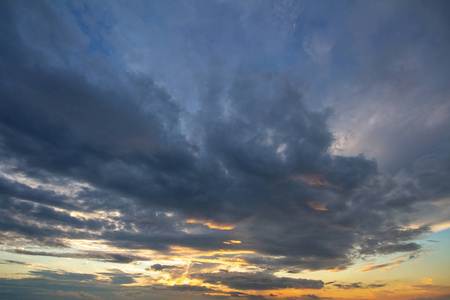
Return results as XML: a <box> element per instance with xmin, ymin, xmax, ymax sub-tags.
<box><xmin>1</xmin><ymin>228</ymin><xmax>449</xmax><ymax>300</ymax></box>
<box><xmin>0</xmin><ymin>201</ymin><xmax>449</xmax><ymax>300</ymax></box>
<box><xmin>1</xmin><ymin>209</ymin><xmax>449</xmax><ymax>300</ymax></box>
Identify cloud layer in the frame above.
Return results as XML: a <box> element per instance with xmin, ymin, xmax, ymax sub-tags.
<box><xmin>1</xmin><ymin>1</ymin><xmax>450</xmax><ymax>299</ymax></box>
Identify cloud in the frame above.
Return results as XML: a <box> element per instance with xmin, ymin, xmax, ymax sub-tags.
<box><xmin>332</xmin><ymin>282</ymin><xmax>387</xmax><ymax>289</ymax></box>
<box><xmin>36</xmin><ymin>291</ymin><xmax>102</xmax><ymax>300</ymax></box>
<box><xmin>29</xmin><ymin>270</ymin><xmax>97</xmax><ymax>282</ymax></box>
<box><xmin>191</xmin><ymin>271</ymin><xmax>324</xmax><ymax>290</ymax></box>
<box><xmin>148</xmin><ymin>264</ymin><xmax>182</xmax><ymax>271</ymax></box>
<box><xmin>97</xmin><ymin>269</ymin><xmax>138</xmax><ymax>285</ymax></box>
<box><xmin>299</xmin><ymin>295</ymin><xmax>322</xmax><ymax>300</ymax></box>
<box><xmin>153</xmin><ymin>285</ymin><xmax>213</xmax><ymax>292</ymax></box>
<box><xmin>303</xmin><ymin>32</ymin><xmax>334</xmax><ymax>64</ymax></box>
<box><xmin>11</xmin><ymin>249</ymin><xmax>145</xmax><ymax>264</ymax></box>
<box><xmin>0</xmin><ymin>277</ymin><xmax>147</xmax><ymax>300</ymax></box>
<box><xmin>0</xmin><ymin>3</ymin><xmax>449</xmax><ymax>299</ymax></box>
<box><xmin>0</xmin><ymin>4</ymin><xmax>386</xmax><ymax>272</ymax></box>
<box><xmin>374</xmin><ymin>243</ymin><xmax>422</xmax><ymax>254</ymax></box>
<box><xmin>357</xmin><ymin>260</ymin><xmax>404</xmax><ymax>273</ymax></box>
<box><xmin>0</xmin><ymin>259</ymin><xmax>30</xmax><ymax>266</ymax></box>
<box><xmin>411</xmin><ymin>295</ymin><xmax>450</xmax><ymax>300</ymax></box>
<box><xmin>326</xmin><ymin>0</ymin><xmax>450</xmax><ymax>174</ymax></box>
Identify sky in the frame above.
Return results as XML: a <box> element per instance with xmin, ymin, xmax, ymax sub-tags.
<box><xmin>0</xmin><ymin>1</ymin><xmax>450</xmax><ymax>299</ymax></box>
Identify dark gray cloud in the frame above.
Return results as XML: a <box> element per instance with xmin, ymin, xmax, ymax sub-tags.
<box><xmin>98</xmin><ymin>269</ymin><xmax>137</xmax><ymax>285</ymax></box>
<box><xmin>372</xmin><ymin>243</ymin><xmax>421</xmax><ymax>255</ymax></box>
<box><xmin>0</xmin><ymin>176</ymin><xmax>77</xmax><ymax>211</ymax></box>
<box><xmin>242</xmin><ymin>254</ymin><xmax>352</xmax><ymax>274</ymax></box>
<box><xmin>29</xmin><ymin>270</ymin><xmax>97</xmax><ymax>282</ymax></box>
<box><xmin>357</xmin><ymin>226</ymin><xmax>430</xmax><ymax>256</ymax></box>
<box><xmin>153</xmin><ymin>284</ymin><xmax>212</xmax><ymax>292</ymax></box>
<box><xmin>0</xmin><ymin>2</ymin><xmax>449</xmax><ymax>297</ymax></box>
<box><xmin>11</xmin><ymin>249</ymin><xmax>145</xmax><ymax>264</ymax></box>
<box><xmin>148</xmin><ymin>264</ymin><xmax>182</xmax><ymax>271</ymax></box>
<box><xmin>191</xmin><ymin>271</ymin><xmax>324</xmax><ymax>290</ymax></box>
<box><xmin>298</xmin><ymin>295</ymin><xmax>322</xmax><ymax>300</ymax></box>
<box><xmin>326</xmin><ymin>0</ymin><xmax>450</xmax><ymax>174</ymax></box>
<box><xmin>0</xmin><ymin>197</ymin><xmax>99</xmax><ymax>248</ymax></box>
<box><xmin>0</xmin><ymin>259</ymin><xmax>30</xmax><ymax>266</ymax></box>
<box><xmin>333</xmin><ymin>282</ymin><xmax>387</xmax><ymax>289</ymax></box>
<box><xmin>0</xmin><ymin>277</ymin><xmax>152</xmax><ymax>300</ymax></box>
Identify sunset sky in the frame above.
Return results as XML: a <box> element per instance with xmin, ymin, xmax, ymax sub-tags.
<box><xmin>1</xmin><ymin>1</ymin><xmax>450</xmax><ymax>299</ymax></box>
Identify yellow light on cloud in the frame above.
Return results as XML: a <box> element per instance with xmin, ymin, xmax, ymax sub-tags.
<box><xmin>185</xmin><ymin>219</ymin><xmax>236</xmax><ymax>230</ymax></box>
<box><xmin>307</xmin><ymin>201</ymin><xmax>328</xmax><ymax>211</ymax></box>
<box><xmin>296</xmin><ymin>174</ymin><xmax>332</xmax><ymax>187</ymax></box>
<box><xmin>223</xmin><ymin>240</ymin><xmax>242</xmax><ymax>245</ymax></box>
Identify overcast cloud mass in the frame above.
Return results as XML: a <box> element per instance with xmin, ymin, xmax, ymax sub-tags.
<box><xmin>1</xmin><ymin>1</ymin><xmax>450</xmax><ymax>300</ymax></box>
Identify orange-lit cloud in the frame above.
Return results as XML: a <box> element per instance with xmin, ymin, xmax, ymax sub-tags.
<box><xmin>296</xmin><ymin>174</ymin><xmax>332</xmax><ymax>187</ymax></box>
<box><xmin>357</xmin><ymin>259</ymin><xmax>404</xmax><ymax>272</ymax></box>
<box><xmin>223</xmin><ymin>240</ymin><xmax>242</xmax><ymax>245</ymax></box>
<box><xmin>307</xmin><ymin>201</ymin><xmax>328</xmax><ymax>211</ymax></box>
<box><xmin>185</xmin><ymin>219</ymin><xmax>236</xmax><ymax>230</ymax></box>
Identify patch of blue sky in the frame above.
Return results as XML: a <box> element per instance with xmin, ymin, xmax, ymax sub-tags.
<box><xmin>68</xmin><ymin>2</ymin><xmax>113</xmax><ymax>56</ymax></box>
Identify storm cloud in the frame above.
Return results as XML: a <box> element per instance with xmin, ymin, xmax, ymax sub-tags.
<box><xmin>1</xmin><ymin>1</ymin><xmax>449</xmax><ymax>299</ymax></box>
<box><xmin>0</xmin><ymin>0</ymin><xmax>445</xmax><ymax>268</ymax></box>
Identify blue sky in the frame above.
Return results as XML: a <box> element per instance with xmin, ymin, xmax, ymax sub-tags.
<box><xmin>1</xmin><ymin>1</ymin><xmax>450</xmax><ymax>299</ymax></box>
